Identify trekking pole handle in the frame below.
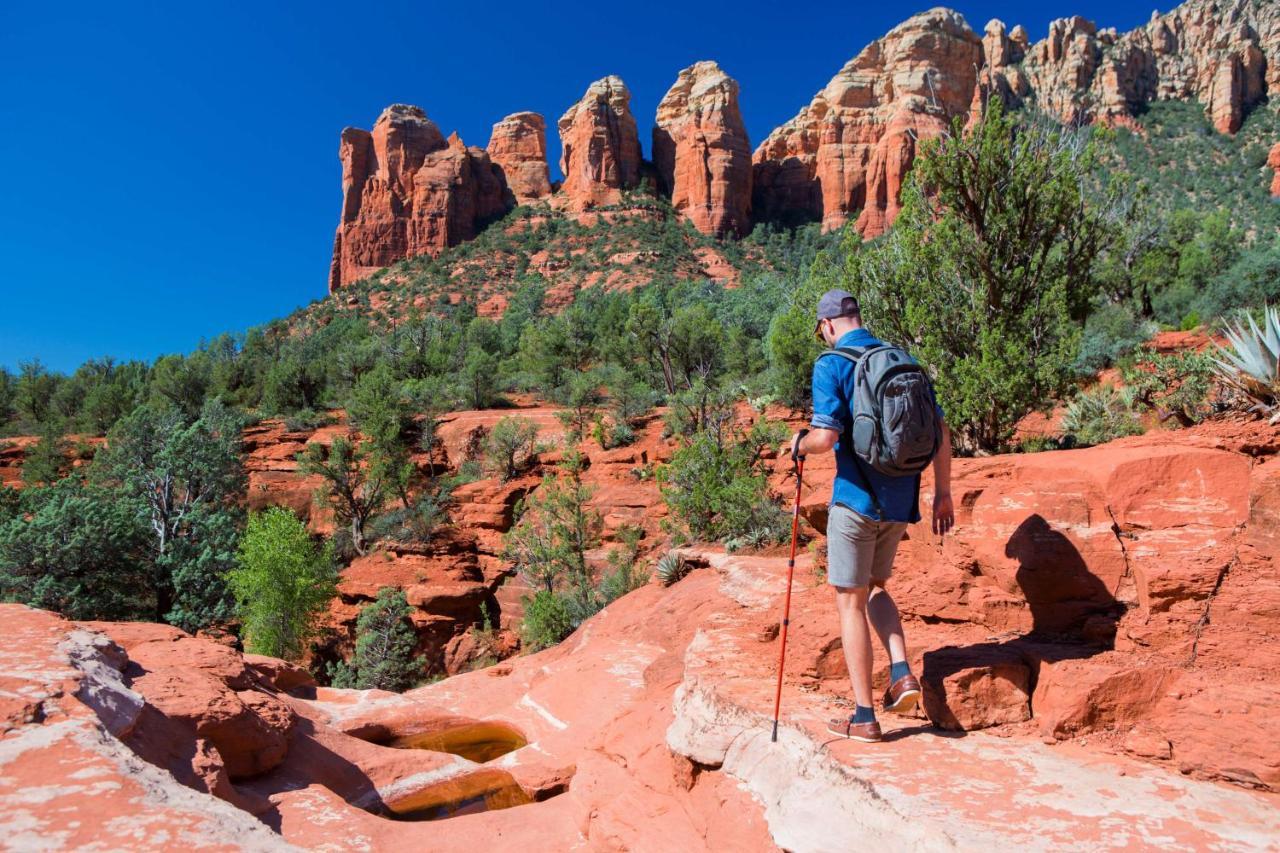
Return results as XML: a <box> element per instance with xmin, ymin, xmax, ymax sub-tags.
<box><xmin>792</xmin><ymin>428</ymin><xmax>809</xmax><ymax>463</ymax></box>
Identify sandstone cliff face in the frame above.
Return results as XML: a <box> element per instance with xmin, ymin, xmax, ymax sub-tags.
<box><xmin>653</xmin><ymin>61</ymin><xmax>752</xmax><ymax>237</ymax></box>
<box><xmin>557</xmin><ymin>76</ymin><xmax>643</xmax><ymax>211</ymax></box>
<box><xmin>327</xmin><ymin>1</ymin><xmax>1280</xmax><ymax>283</ymax></box>
<box><xmin>1017</xmin><ymin>0</ymin><xmax>1279</xmax><ymax>133</ymax></box>
<box><xmin>752</xmin><ymin>9</ymin><xmax>983</xmax><ymax>236</ymax></box>
<box><xmin>328</xmin><ymin>105</ymin><xmax>511</xmax><ymax>291</ymax></box>
<box><xmin>487</xmin><ymin>112</ymin><xmax>553</xmax><ymax>205</ymax></box>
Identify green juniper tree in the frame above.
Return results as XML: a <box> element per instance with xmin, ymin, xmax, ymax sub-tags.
<box><xmin>330</xmin><ymin>586</ymin><xmax>420</xmax><ymax>691</ymax></box>
<box><xmin>298</xmin><ymin>435</ymin><xmax>389</xmax><ymax>557</ymax></box>
<box><xmin>823</xmin><ymin>103</ymin><xmax>1128</xmax><ymax>452</ymax></box>
<box><xmin>92</xmin><ymin>399</ymin><xmax>246</xmax><ymax>629</ymax></box>
<box><xmin>0</xmin><ymin>480</ymin><xmax>152</xmax><ymax>621</ymax></box>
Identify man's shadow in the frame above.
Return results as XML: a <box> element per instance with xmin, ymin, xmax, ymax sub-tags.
<box><xmin>920</xmin><ymin>514</ymin><xmax>1123</xmax><ymax>731</ymax></box>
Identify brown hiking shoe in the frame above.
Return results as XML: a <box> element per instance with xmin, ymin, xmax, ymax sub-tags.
<box><xmin>883</xmin><ymin>673</ymin><xmax>922</xmax><ymax>715</ymax></box>
<box><xmin>826</xmin><ymin>716</ymin><xmax>883</xmax><ymax>742</ymax></box>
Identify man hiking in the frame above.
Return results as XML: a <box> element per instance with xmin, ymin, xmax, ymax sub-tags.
<box><xmin>790</xmin><ymin>289</ymin><xmax>954</xmax><ymax>743</ymax></box>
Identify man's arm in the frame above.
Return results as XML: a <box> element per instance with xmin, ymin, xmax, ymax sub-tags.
<box><xmin>932</xmin><ymin>420</ymin><xmax>954</xmax><ymax>536</ymax></box>
<box><xmin>792</xmin><ymin>427</ymin><xmax>838</xmax><ymax>459</ymax></box>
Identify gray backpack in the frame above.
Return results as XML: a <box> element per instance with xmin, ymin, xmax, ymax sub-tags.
<box><xmin>817</xmin><ymin>343</ymin><xmax>941</xmax><ymax>477</ymax></box>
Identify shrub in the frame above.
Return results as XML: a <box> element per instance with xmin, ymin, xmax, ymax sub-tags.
<box><xmin>844</xmin><ymin>103</ymin><xmax>1127</xmax><ymax>452</ymax></box>
<box><xmin>1074</xmin><ymin>303</ymin><xmax>1157</xmax><ymax>376</ymax></box>
<box><xmin>597</xmin><ymin>525</ymin><xmax>649</xmax><ymax>604</ymax></box>
<box><xmin>520</xmin><ymin>589</ymin><xmax>573</xmax><ymax>651</ymax></box>
<box><xmin>658</xmin><ymin>416</ymin><xmax>788</xmax><ymax>543</ymax></box>
<box><xmin>1061</xmin><ymin>386</ymin><xmax>1143</xmax><ymax>447</ymax></box>
<box><xmin>484</xmin><ymin>416</ymin><xmax>540</xmax><ymax>480</ymax></box>
<box><xmin>1123</xmin><ymin>349</ymin><xmax>1215</xmax><ymax>427</ymax></box>
<box><xmin>503</xmin><ymin>454</ymin><xmax>601</xmax><ymax>596</ymax></box>
<box><xmin>230</xmin><ymin>507</ymin><xmax>336</xmax><ymax>661</ymax></box>
<box><xmin>298</xmin><ymin>435</ymin><xmax>389</xmax><ymax>556</ymax></box>
<box><xmin>0</xmin><ymin>481</ymin><xmax>152</xmax><ymax>621</ymax></box>
<box><xmin>655</xmin><ymin>551</ymin><xmax>689</xmax><ymax>587</ymax></box>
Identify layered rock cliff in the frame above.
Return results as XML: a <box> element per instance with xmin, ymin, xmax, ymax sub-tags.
<box><xmin>328</xmin><ymin>0</ymin><xmax>1280</xmax><ymax>289</ymax></box>
<box><xmin>556</xmin><ymin>75</ymin><xmax>644</xmax><ymax>211</ymax></box>
<box><xmin>653</xmin><ymin>61</ymin><xmax>753</xmax><ymax>237</ymax></box>
<box><xmin>752</xmin><ymin>8</ymin><xmax>983</xmax><ymax>236</ymax></box>
<box><xmin>487</xmin><ymin>112</ymin><xmax>553</xmax><ymax>205</ymax></box>
<box><xmin>328</xmin><ymin>105</ymin><xmax>511</xmax><ymax>291</ymax></box>
<box><xmin>1007</xmin><ymin>0</ymin><xmax>1279</xmax><ymax>134</ymax></box>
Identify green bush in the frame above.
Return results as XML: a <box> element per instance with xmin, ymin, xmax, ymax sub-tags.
<box><xmin>1061</xmin><ymin>386</ymin><xmax>1143</xmax><ymax>447</ymax></box>
<box><xmin>1074</xmin><ymin>303</ymin><xmax>1156</xmax><ymax>376</ymax></box>
<box><xmin>658</xmin><ymin>416</ymin><xmax>787</xmax><ymax>543</ymax></box>
<box><xmin>520</xmin><ymin>589</ymin><xmax>574</xmax><ymax>651</ymax></box>
<box><xmin>0</xmin><ymin>481</ymin><xmax>152</xmax><ymax>621</ymax></box>
<box><xmin>230</xmin><ymin>507</ymin><xmax>336</xmax><ymax>661</ymax></box>
<box><xmin>484</xmin><ymin>416</ymin><xmax>540</xmax><ymax>481</ymax></box>
<box><xmin>844</xmin><ymin>103</ymin><xmax>1126</xmax><ymax>452</ymax></box>
<box><xmin>1122</xmin><ymin>350</ymin><xmax>1215</xmax><ymax>427</ymax></box>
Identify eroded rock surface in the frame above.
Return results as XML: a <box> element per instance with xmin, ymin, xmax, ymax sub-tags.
<box><xmin>328</xmin><ymin>105</ymin><xmax>511</xmax><ymax>290</ymax></box>
<box><xmin>752</xmin><ymin>8</ymin><xmax>983</xmax><ymax>236</ymax></box>
<box><xmin>653</xmin><ymin>61</ymin><xmax>752</xmax><ymax>237</ymax></box>
<box><xmin>487</xmin><ymin>112</ymin><xmax>553</xmax><ymax>205</ymax></box>
<box><xmin>556</xmin><ymin>76</ymin><xmax>643</xmax><ymax>212</ymax></box>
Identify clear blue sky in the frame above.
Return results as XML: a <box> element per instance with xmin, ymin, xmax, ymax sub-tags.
<box><xmin>1</xmin><ymin>0</ymin><xmax>1162</xmax><ymax>373</ymax></box>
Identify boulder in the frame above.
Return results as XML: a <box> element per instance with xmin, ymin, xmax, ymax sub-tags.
<box><xmin>653</xmin><ymin>61</ymin><xmax>752</xmax><ymax>237</ymax></box>
<box><xmin>487</xmin><ymin>112</ymin><xmax>553</xmax><ymax>205</ymax></box>
<box><xmin>557</xmin><ymin>76</ymin><xmax>642</xmax><ymax>211</ymax></box>
<box><xmin>920</xmin><ymin>645</ymin><xmax>1032</xmax><ymax>731</ymax></box>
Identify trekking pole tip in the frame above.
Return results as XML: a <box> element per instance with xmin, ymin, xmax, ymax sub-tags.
<box><xmin>771</xmin><ymin>720</ymin><xmax>779</xmax><ymax>742</ymax></box>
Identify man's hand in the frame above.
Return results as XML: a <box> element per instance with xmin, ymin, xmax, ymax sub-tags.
<box><xmin>789</xmin><ymin>429</ymin><xmax>809</xmax><ymax>461</ymax></box>
<box><xmin>932</xmin><ymin>492</ymin><xmax>955</xmax><ymax>536</ymax></box>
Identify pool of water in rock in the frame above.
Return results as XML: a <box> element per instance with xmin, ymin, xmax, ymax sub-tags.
<box><xmin>386</xmin><ymin>721</ymin><xmax>528</xmax><ymax>763</ymax></box>
<box><xmin>383</xmin><ymin>770</ymin><xmax>533</xmax><ymax>822</ymax></box>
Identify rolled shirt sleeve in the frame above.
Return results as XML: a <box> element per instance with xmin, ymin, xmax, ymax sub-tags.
<box><xmin>810</xmin><ymin>354</ymin><xmax>849</xmax><ymax>433</ymax></box>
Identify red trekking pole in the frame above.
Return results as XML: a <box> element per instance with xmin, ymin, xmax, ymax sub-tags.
<box><xmin>772</xmin><ymin>429</ymin><xmax>807</xmax><ymax>743</ymax></box>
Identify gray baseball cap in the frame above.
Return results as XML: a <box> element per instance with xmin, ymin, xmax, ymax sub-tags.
<box><xmin>815</xmin><ymin>289</ymin><xmax>860</xmax><ymax>334</ymax></box>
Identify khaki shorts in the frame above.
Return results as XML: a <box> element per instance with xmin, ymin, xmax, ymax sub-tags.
<box><xmin>826</xmin><ymin>504</ymin><xmax>908</xmax><ymax>589</ymax></box>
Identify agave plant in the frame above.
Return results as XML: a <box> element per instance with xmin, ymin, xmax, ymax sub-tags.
<box><xmin>655</xmin><ymin>551</ymin><xmax>688</xmax><ymax>587</ymax></box>
<box><xmin>1212</xmin><ymin>306</ymin><xmax>1280</xmax><ymax>421</ymax></box>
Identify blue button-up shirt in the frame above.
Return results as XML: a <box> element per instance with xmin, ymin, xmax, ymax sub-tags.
<box><xmin>810</xmin><ymin>329</ymin><xmax>941</xmax><ymax>523</ymax></box>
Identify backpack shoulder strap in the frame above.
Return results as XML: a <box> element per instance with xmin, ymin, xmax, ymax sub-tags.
<box><xmin>815</xmin><ymin>344</ymin><xmax>877</xmax><ymax>365</ymax></box>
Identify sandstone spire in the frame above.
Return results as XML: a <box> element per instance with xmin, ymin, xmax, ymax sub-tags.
<box><xmin>487</xmin><ymin>112</ymin><xmax>552</xmax><ymax>205</ymax></box>
<box><xmin>557</xmin><ymin>76</ymin><xmax>642</xmax><ymax>211</ymax></box>
<box><xmin>653</xmin><ymin>61</ymin><xmax>752</xmax><ymax>237</ymax></box>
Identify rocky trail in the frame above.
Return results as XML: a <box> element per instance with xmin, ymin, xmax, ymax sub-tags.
<box><xmin>4</xmin><ymin>388</ymin><xmax>1280</xmax><ymax>850</ymax></box>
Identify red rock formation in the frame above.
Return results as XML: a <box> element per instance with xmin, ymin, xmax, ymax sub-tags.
<box><xmin>1018</xmin><ymin>0</ymin><xmax>1279</xmax><ymax>134</ymax></box>
<box><xmin>557</xmin><ymin>76</ymin><xmax>642</xmax><ymax>211</ymax></box>
<box><xmin>754</xmin><ymin>1</ymin><xmax>1280</xmax><ymax>234</ymax></box>
<box><xmin>752</xmin><ymin>9</ymin><xmax>983</xmax><ymax>236</ymax></box>
<box><xmin>653</xmin><ymin>61</ymin><xmax>752</xmax><ymax>237</ymax></box>
<box><xmin>328</xmin><ymin>105</ymin><xmax>511</xmax><ymax>291</ymax></box>
<box><xmin>487</xmin><ymin>112</ymin><xmax>552</xmax><ymax>205</ymax></box>
<box><xmin>1269</xmin><ymin>142</ymin><xmax>1280</xmax><ymax>197</ymax></box>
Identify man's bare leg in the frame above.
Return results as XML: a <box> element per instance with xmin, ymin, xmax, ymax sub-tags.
<box><xmin>834</xmin><ymin>586</ymin><xmax>874</xmax><ymax>709</ymax></box>
<box><xmin>868</xmin><ymin>581</ymin><xmax>921</xmax><ymax>713</ymax></box>
<box><xmin>867</xmin><ymin>583</ymin><xmax>907</xmax><ymax>664</ymax></box>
